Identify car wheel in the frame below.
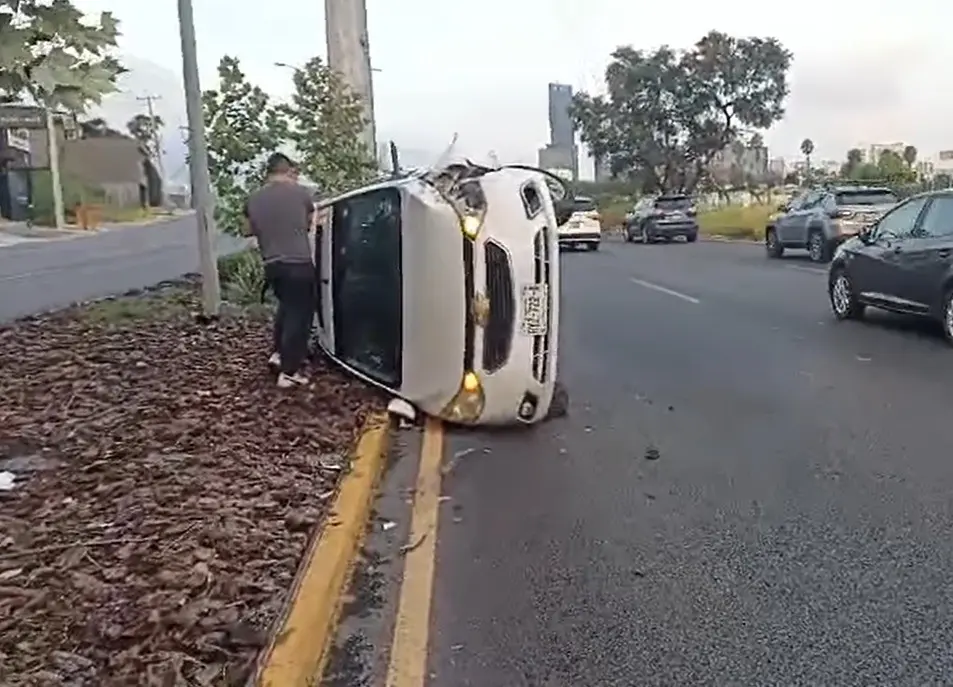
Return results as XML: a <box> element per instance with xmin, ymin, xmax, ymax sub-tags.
<box><xmin>765</xmin><ymin>227</ymin><xmax>783</xmax><ymax>258</ymax></box>
<box><xmin>589</xmin><ymin>242</ymin><xmax>599</xmax><ymax>251</ymax></box>
<box><xmin>829</xmin><ymin>268</ymin><xmax>864</xmax><ymax>320</ymax></box>
<box><xmin>943</xmin><ymin>288</ymin><xmax>953</xmax><ymax>345</ymax></box>
<box><xmin>808</xmin><ymin>230</ymin><xmax>830</xmax><ymax>263</ymax></box>
<box><xmin>686</xmin><ymin>233</ymin><xmax>697</xmax><ymax>243</ymax></box>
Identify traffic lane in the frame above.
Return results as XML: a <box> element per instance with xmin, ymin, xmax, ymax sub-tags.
<box><xmin>428</xmin><ymin>248</ymin><xmax>953</xmax><ymax>686</ymax></box>
<box><xmin>0</xmin><ymin>217</ymin><xmax>248</xmax><ymax>321</ymax></box>
<box><xmin>608</xmin><ymin>239</ymin><xmax>953</xmax><ymax>408</ymax></box>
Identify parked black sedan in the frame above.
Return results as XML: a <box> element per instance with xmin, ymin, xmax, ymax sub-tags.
<box><xmin>828</xmin><ymin>189</ymin><xmax>953</xmax><ymax>343</ymax></box>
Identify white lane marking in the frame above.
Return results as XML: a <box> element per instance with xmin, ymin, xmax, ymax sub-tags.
<box><xmin>785</xmin><ymin>264</ymin><xmax>827</xmax><ymax>275</ymax></box>
<box><xmin>630</xmin><ymin>277</ymin><xmax>700</xmax><ymax>304</ymax></box>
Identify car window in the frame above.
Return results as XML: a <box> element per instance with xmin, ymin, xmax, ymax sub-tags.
<box><xmin>654</xmin><ymin>196</ymin><xmax>692</xmax><ymax>211</ymax></box>
<box><xmin>916</xmin><ymin>196</ymin><xmax>953</xmax><ymax>238</ymax></box>
<box><xmin>836</xmin><ymin>189</ymin><xmax>898</xmax><ymax>206</ymax></box>
<box><xmin>872</xmin><ymin>197</ymin><xmax>929</xmax><ymax>239</ymax></box>
<box><xmin>799</xmin><ymin>191</ymin><xmax>822</xmax><ymax>209</ymax></box>
<box><xmin>572</xmin><ymin>198</ymin><xmax>596</xmax><ymax>213</ymax></box>
<box><xmin>331</xmin><ymin>187</ymin><xmax>402</xmax><ymax>387</ymax></box>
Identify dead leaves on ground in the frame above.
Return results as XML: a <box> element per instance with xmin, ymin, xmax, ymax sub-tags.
<box><xmin>0</xmin><ymin>284</ymin><xmax>380</xmax><ymax>686</ymax></box>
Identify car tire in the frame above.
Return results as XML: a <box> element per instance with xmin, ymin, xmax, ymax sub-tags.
<box><xmin>686</xmin><ymin>233</ymin><xmax>697</xmax><ymax>243</ymax></box>
<box><xmin>765</xmin><ymin>227</ymin><xmax>783</xmax><ymax>258</ymax></box>
<box><xmin>589</xmin><ymin>242</ymin><xmax>599</xmax><ymax>251</ymax></box>
<box><xmin>829</xmin><ymin>267</ymin><xmax>865</xmax><ymax>320</ymax></box>
<box><xmin>942</xmin><ymin>288</ymin><xmax>953</xmax><ymax>346</ymax></box>
<box><xmin>808</xmin><ymin>230</ymin><xmax>831</xmax><ymax>263</ymax></box>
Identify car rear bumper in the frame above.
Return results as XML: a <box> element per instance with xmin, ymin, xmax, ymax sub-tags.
<box><xmin>558</xmin><ymin>231</ymin><xmax>601</xmax><ymax>244</ymax></box>
<box><xmin>647</xmin><ymin>221</ymin><xmax>698</xmax><ymax>237</ymax></box>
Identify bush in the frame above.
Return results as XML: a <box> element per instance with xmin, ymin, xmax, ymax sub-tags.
<box><xmin>217</xmin><ymin>249</ymin><xmax>267</xmax><ymax>305</ymax></box>
<box><xmin>697</xmin><ymin>204</ymin><xmax>776</xmax><ymax>240</ymax></box>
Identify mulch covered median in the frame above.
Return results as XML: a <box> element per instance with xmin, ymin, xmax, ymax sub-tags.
<box><xmin>0</xmin><ymin>282</ymin><xmax>381</xmax><ymax>686</ymax></box>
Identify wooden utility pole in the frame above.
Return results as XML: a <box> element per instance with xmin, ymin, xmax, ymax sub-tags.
<box><xmin>137</xmin><ymin>94</ymin><xmax>166</xmax><ymax>204</ymax></box>
<box><xmin>325</xmin><ymin>0</ymin><xmax>376</xmax><ymax>156</ymax></box>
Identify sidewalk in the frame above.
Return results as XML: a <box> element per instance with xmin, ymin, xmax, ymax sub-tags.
<box><xmin>0</xmin><ymin>211</ymin><xmax>195</xmax><ymax>247</ymax></box>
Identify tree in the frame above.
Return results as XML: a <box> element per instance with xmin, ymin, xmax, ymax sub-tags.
<box><xmin>842</xmin><ymin>147</ymin><xmax>863</xmax><ymax>177</ymax></box>
<box><xmin>280</xmin><ymin>56</ymin><xmax>376</xmax><ymax>195</ymax></box>
<box><xmin>800</xmin><ymin>138</ymin><xmax>814</xmax><ymax>168</ymax></box>
<box><xmin>571</xmin><ymin>31</ymin><xmax>791</xmax><ymax>194</ymax></box>
<box><xmin>79</xmin><ymin>116</ymin><xmax>122</xmax><ymax>138</ymax></box>
<box><xmin>126</xmin><ymin>113</ymin><xmax>163</xmax><ymax>156</ymax></box>
<box><xmin>903</xmin><ymin>144</ymin><xmax>917</xmax><ymax>168</ymax></box>
<box><xmin>0</xmin><ymin>0</ymin><xmax>125</xmax><ymax>111</ymax></box>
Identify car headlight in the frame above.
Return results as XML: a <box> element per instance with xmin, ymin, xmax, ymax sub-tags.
<box><xmin>440</xmin><ymin>371</ymin><xmax>485</xmax><ymax>423</ymax></box>
<box><xmin>445</xmin><ymin>180</ymin><xmax>487</xmax><ymax>239</ymax></box>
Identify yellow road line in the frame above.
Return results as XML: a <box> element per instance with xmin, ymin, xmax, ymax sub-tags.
<box><xmin>386</xmin><ymin>417</ymin><xmax>445</xmax><ymax>687</ymax></box>
<box><xmin>256</xmin><ymin>413</ymin><xmax>390</xmax><ymax>687</ymax></box>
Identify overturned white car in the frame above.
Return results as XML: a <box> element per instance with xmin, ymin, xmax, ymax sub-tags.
<box><xmin>311</xmin><ymin>158</ymin><xmax>568</xmax><ymax>425</ymax></box>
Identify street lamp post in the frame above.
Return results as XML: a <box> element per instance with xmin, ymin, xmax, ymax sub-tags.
<box><xmin>176</xmin><ymin>0</ymin><xmax>220</xmax><ymax>318</ymax></box>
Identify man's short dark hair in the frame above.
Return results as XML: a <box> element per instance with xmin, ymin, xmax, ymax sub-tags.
<box><xmin>266</xmin><ymin>152</ymin><xmax>296</xmax><ymax>176</ymax></box>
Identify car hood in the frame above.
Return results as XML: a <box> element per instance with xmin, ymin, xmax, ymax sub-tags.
<box><xmin>399</xmin><ymin>189</ymin><xmax>466</xmax><ymax>410</ymax></box>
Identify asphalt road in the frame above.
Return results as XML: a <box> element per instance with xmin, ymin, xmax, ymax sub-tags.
<box><xmin>332</xmin><ymin>238</ymin><xmax>953</xmax><ymax>687</ymax></box>
<box><xmin>0</xmin><ymin>214</ymin><xmax>247</xmax><ymax>322</ymax></box>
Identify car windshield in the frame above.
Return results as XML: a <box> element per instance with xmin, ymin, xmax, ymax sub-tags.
<box><xmin>331</xmin><ymin>188</ymin><xmax>402</xmax><ymax>388</ymax></box>
<box><xmin>572</xmin><ymin>198</ymin><xmax>596</xmax><ymax>213</ymax></box>
<box><xmin>836</xmin><ymin>189</ymin><xmax>898</xmax><ymax>206</ymax></box>
<box><xmin>655</xmin><ymin>196</ymin><xmax>692</xmax><ymax>210</ymax></box>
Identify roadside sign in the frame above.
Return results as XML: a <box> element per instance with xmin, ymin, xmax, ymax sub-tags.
<box><xmin>6</xmin><ymin>129</ymin><xmax>30</xmax><ymax>153</ymax></box>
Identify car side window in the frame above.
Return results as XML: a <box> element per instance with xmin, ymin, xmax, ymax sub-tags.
<box><xmin>872</xmin><ymin>197</ymin><xmax>929</xmax><ymax>239</ymax></box>
<box><xmin>916</xmin><ymin>196</ymin><xmax>953</xmax><ymax>238</ymax></box>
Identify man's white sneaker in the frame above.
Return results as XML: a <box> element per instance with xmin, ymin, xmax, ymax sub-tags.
<box><xmin>268</xmin><ymin>352</ymin><xmax>281</xmax><ymax>370</ymax></box>
<box><xmin>276</xmin><ymin>371</ymin><xmax>309</xmax><ymax>388</ymax></box>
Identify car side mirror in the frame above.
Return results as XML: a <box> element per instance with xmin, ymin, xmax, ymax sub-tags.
<box><xmin>554</xmin><ymin>201</ymin><xmax>574</xmax><ymax>227</ymax></box>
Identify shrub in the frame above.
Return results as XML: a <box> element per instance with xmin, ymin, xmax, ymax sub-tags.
<box><xmin>217</xmin><ymin>249</ymin><xmax>267</xmax><ymax>305</ymax></box>
<box><xmin>697</xmin><ymin>204</ymin><xmax>776</xmax><ymax>240</ymax></box>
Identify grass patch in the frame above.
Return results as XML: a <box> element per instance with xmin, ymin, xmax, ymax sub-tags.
<box><xmin>74</xmin><ymin>285</ymin><xmax>195</xmax><ymax>323</ymax></box>
<box><xmin>697</xmin><ymin>204</ymin><xmax>777</xmax><ymax>240</ymax></box>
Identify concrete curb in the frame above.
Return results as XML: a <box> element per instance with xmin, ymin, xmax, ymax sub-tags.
<box><xmin>254</xmin><ymin>411</ymin><xmax>391</xmax><ymax>687</ymax></box>
<box><xmin>701</xmin><ymin>235</ymin><xmax>761</xmax><ymax>244</ymax></box>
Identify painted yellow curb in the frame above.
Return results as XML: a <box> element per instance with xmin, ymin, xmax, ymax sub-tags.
<box><xmin>255</xmin><ymin>411</ymin><xmax>391</xmax><ymax>687</ymax></box>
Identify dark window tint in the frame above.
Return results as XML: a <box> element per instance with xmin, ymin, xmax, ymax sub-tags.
<box><xmin>917</xmin><ymin>196</ymin><xmax>953</xmax><ymax>238</ymax></box>
<box><xmin>572</xmin><ymin>197</ymin><xmax>596</xmax><ymax>212</ymax></box>
<box><xmin>331</xmin><ymin>188</ymin><xmax>402</xmax><ymax>388</ymax></box>
<box><xmin>835</xmin><ymin>189</ymin><xmax>898</xmax><ymax>206</ymax></box>
<box><xmin>654</xmin><ymin>196</ymin><xmax>692</xmax><ymax>210</ymax></box>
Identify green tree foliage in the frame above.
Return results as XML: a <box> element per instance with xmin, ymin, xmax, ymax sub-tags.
<box><xmin>126</xmin><ymin>112</ymin><xmax>163</xmax><ymax>156</ymax></box>
<box><xmin>0</xmin><ymin>0</ymin><xmax>124</xmax><ymax>110</ymax></box>
<box><xmin>279</xmin><ymin>56</ymin><xmax>376</xmax><ymax>195</ymax></box>
<box><xmin>841</xmin><ymin>149</ymin><xmax>916</xmax><ymax>185</ymax></box>
<box><xmin>902</xmin><ymin>144</ymin><xmax>917</xmax><ymax>167</ymax></box>
<box><xmin>570</xmin><ymin>31</ymin><xmax>791</xmax><ymax>193</ymax></box>
<box><xmin>201</xmin><ymin>55</ymin><xmax>375</xmax><ymax>236</ymax></box>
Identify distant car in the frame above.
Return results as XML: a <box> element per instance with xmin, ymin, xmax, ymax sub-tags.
<box><xmin>556</xmin><ymin>196</ymin><xmax>601</xmax><ymax>250</ymax></box>
<box><xmin>828</xmin><ymin>190</ymin><xmax>953</xmax><ymax>344</ymax></box>
<box><xmin>312</xmin><ymin>160</ymin><xmax>565</xmax><ymax>425</ymax></box>
<box><xmin>624</xmin><ymin>194</ymin><xmax>699</xmax><ymax>243</ymax></box>
<box><xmin>767</xmin><ymin>185</ymin><xmax>899</xmax><ymax>263</ymax></box>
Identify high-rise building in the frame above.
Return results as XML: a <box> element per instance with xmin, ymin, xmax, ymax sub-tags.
<box><xmin>548</xmin><ymin>83</ymin><xmax>574</xmax><ymax>148</ymax></box>
<box><xmin>539</xmin><ymin>83</ymin><xmax>578</xmax><ymax>180</ymax></box>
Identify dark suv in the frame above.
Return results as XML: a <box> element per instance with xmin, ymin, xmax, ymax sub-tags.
<box><xmin>828</xmin><ymin>190</ymin><xmax>953</xmax><ymax>344</ymax></box>
<box><xmin>767</xmin><ymin>185</ymin><xmax>898</xmax><ymax>263</ymax></box>
<box><xmin>624</xmin><ymin>194</ymin><xmax>698</xmax><ymax>243</ymax></box>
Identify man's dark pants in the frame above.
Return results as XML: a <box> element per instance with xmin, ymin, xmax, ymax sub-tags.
<box><xmin>264</xmin><ymin>260</ymin><xmax>315</xmax><ymax>375</ymax></box>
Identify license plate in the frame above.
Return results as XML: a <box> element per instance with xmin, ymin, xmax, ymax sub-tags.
<box><xmin>520</xmin><ymin>284</ymin><xmax>548</xmax><ymax>335</ymax></box>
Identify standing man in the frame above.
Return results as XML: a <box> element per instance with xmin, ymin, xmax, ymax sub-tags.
<box><xmin>244</xmin><ymin>153</ymin><xmax>316</xmax><ymax>388</ymax></box>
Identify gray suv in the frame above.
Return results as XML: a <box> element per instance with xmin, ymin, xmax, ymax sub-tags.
<box><xmin>624</xmin><ymin>194</ymin><xmax>699</xmax><ymax>243</ymax></box>
<box><xmin>766</xmin><ymin>185</ymin><xmax>899</xmax><ymax>262</ymax></box>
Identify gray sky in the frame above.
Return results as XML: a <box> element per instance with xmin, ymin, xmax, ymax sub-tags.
<box><xmin>76</xmin><ymin>0</ymin><xmax>952</xmax><ymax>169</ymax></box>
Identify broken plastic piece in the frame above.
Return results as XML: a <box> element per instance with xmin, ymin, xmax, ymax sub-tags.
<box><xmin>387</xmin><ymin>398</ymin><xmax>416</xmax><ymax>422</ymax></box>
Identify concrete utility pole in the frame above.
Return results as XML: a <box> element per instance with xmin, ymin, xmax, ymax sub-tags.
<box><xmin>137</xmin><ymin>94</ymin><xmax>166</xmax><ymax>204</ymax></box>
<box><xmin>176</xmin><ymin>0</ymin><xmax>221</xmax><ymax>317</ymax></box>
<box><xmin>44</xmin><ymin>107</ymin><xmax>65</xmax><ymax>229</ymax></box>
<box><xmin>325</xmin><ymin>0</ymin><xmax>376</xmax><ymax>156</ymax></box>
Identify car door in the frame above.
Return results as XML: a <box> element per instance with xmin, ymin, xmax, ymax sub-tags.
<box><xmin>778</xmin><ymin>191</ymin><xmax>815</xmax><ymax>244</ymax></box>
<box><xmin>849</xmin><ymin>195</ymin><xmax>930</xmax><ymax>311</ymax></box>
<box><xmin>904</xmin><ymin>195</ymin><xmax>953</xmax><ymax>313</ymax></box>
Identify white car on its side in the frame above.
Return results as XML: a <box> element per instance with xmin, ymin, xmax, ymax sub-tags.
<box><xmin>556</xmin><ymin>195</ymin><xmax>602</xmax><ymax>250</ymax></box>
<box><xmin>311</xmin><ymin>159</ymin><xmax>568</xmax><ymax>425</ymax></box>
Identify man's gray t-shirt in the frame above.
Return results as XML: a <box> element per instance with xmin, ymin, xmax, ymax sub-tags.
<box><xmin>244</xmin><ymin>181</ymin><xmax>314</xmax><ymax>264</ymax></box>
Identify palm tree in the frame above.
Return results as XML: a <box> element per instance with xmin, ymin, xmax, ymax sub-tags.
<box><xmin>903</xmin><ymin>144</ymin><xmax>917</xmax><ymax>167</ymax></box>
<box><xmin>800</xmin><ymin>138</ymin><xmax>814</xmax><ymax>183</ymax></box>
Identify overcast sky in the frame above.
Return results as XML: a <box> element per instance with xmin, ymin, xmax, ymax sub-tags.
<box><xmin>76</xmin><ymin>0</ymin><xmax>952</xmax><ymax>170</ymax></box>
